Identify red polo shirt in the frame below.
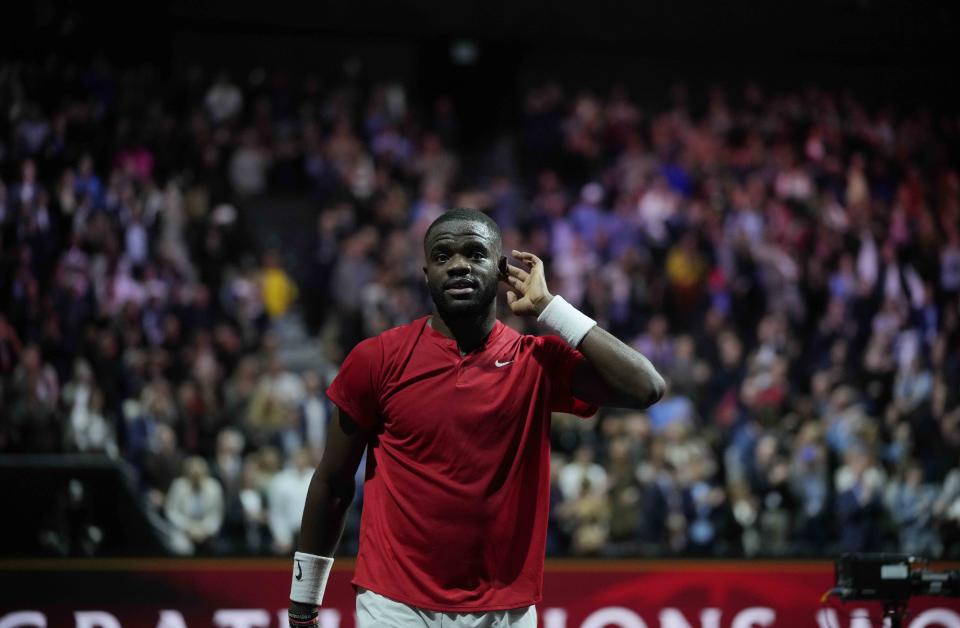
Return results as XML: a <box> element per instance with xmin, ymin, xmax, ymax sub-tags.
<box><xmin>325</xmin><ymin>315</ymin><xmax>596</xmax><ymax>611</ymax></box>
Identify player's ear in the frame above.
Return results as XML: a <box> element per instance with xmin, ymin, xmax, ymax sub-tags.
<box><xmin>498</xmin><ymin>256</ymin><xmax>508</xmax><ymax>280</ymax></box>
<box><xmin>422</xmin><ymin>265</ymin><xmax>428</xmax><ymax>284</ymax></box>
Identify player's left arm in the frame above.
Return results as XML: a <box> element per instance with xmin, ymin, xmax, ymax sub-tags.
<box><xmin>503</xmin><ymin>250</ymin><xmax>665</xmax><ymax>409</ymax></box>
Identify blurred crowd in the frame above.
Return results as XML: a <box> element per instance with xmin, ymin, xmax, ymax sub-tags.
<box><xmin>1</xmin><ymin>58</ymin><xmax>959</xmax><ymax>558</ymax></box>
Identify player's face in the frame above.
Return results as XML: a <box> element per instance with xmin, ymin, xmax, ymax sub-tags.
<box><xmin>423</xmin><ymin>221</ymin><xmax>501</xmax><ymax>318</ymax></box>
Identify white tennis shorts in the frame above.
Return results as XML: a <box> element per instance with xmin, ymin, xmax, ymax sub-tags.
<box><xmin>356</xmin><ymin>587</ymin><xmax>538</xmax><ymax>628</ymax></box>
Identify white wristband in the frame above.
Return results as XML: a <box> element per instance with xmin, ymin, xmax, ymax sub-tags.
<box><xmin>290</xmin><ymin>552</ymin><xmax>334</xmax><ymax>606</ymax></box>
<box><xmin>537</xmin><ymin>295</ymin><xmax>596</xmax><ymax>347</ymax></box>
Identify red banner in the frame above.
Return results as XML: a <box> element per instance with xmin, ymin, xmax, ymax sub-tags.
<box><xmin>1</xmin><ymin>560</ymin><xmax>958</xmax><ymax>628</ymax></box>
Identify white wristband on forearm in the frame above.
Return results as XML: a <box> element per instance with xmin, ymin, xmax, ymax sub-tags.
<box><xmin>537</xmin><ymin>295</ymin><xmax>596</xmax><ymax>347</ymax></box>
<box><xmin>290</xmin><ymin>552</ymin><xmax>334</xmax><ymax>606</ymax></box>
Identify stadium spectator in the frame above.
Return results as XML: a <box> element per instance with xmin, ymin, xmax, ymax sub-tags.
<box><xmin>164</xmin><ymin>456</ymin><xmax>225</xmax><ymax>554</ymax></box>
<box><xmin>935</xmin><ymin>463</ymin><xmax>960</xmax><ymax>557</ymax></box>
<box><xmin>260</xmin><ymin>250</ymin><xmax>298</xmax><ymax>319</ymax></box>
<box><xmin>557</xmin><ymin>476</ymin><xmax>612</xmax><ymax>556</ymax></box>
<box><xmin>558</xmin><ymin>444</ymin><xmax>608</xmax><ymax>501</ymax></box>
<box><xmin>213</xmin><ymin>428</ymin><xmax>246</xmax><ymax>500</ymax></box>
<box><xmin>834</xmin><ymin>446</ymin><xmax>886</xmax><ymax>552</ymax></box>
<box><xmin>604</xmin><ymin>434</ymin><xmax>644</xmax><ymax>552</ymax></box>
<box><xmin>63</xmin><ymin>366</ymin><xmax>117</xmax><ymax>458</ymax></box>
<box><xmin>297</xmin><ymin>371</ymin><xmax>329</xmax><ymax>459</ymax></box>
<box><xmin>788</xmin><ymin>421</ymin><xmax>830</xmax><ymax>553</ymax></box>
<box><xmin>267</xmin><ymin>448</ymin><xmax>314</xmax><ymax>555</ymax></box>
<box><xmin>0</xmin><ymin>314</ymin><xmax>22</xmax><ymax>376</ymax></box>
<box><xmin>885</xmin><ymin>462</ymin><xmax>941</xmax><ymax>556</ymax></box>
<box><xmin>141</xmin><ymin>423</ymin><xmax>184</xmax><ymax>510</ymax></box>
<box><xmin>216</xmin><ymin>431</ymin><xmax>273</xmax><ymax>554</ymax></box>
<box><xmin>7</xmin><ymin>344</ymin><xmax>60</xmax><ymax>453</ymax></box>
<box><xmin>246</xmin><ymin>353</ymin><xmax>305</xmax><ymax>448</ymax></box>
<box><xmin>229</xmin><ymin>129</ymin><xmax>271</xmax><ymax>197</ymax></box>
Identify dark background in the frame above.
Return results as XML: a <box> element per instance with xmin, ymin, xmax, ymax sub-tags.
<box><xmin>3</xmin><ymin>0</ymin><xmax>958</xmax><ymax>147</ymax></box>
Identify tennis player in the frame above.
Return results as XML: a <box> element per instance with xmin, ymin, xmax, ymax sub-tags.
<box><xmin>288</xmin><ymin>208</ymin><xmax>665</xmax><ymax>627</ymax></box>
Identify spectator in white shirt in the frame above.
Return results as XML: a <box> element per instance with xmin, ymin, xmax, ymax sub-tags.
<box><xmin>267</xmin><ymin>447</ymin><xmax>315</xmax><ymax>554</ymax></box>
<box><xmin>559</xmin><ymin>444</ymin><xmax>609</xmax><ymax>501</ymax></box>
<box><xmin>165</xmin><ymin>456</ymin><xmax>224</xmax><ymax>554</ymax></box>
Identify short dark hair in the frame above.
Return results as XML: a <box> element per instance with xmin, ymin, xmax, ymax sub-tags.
<box><xmin>423</xmin><ymin>208</ymin><xmax>502</xmax><ymax>253</ymax></box>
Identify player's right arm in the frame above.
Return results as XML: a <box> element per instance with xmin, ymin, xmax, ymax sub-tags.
<box><xmin>298</xmin><ymin>406</ymin><xmax>367</xmax><ymax>555</ymax></box>
<box><xmin>289</xmin><ymin>406</ymin><xmax>368</xmax><ymax>625</ymax></box>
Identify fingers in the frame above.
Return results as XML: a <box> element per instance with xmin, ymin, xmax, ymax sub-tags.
<box><xmin>504</xmin><ymin>263</ymin><xmax>529</xmax><ymax>282</ymax></box>
<box><xmin>505</xmin><ymin>275</ymin><xmax>524</xmax><ymax>291</ymax></box>
<box><xmin>506</xmin><ymin>291</ymin><xmax>517</xmax><ymax>306</ymax></box>
<box><xmin>511</xmin><ymin>250</ymin><xmax>542</xmax><ymax>268</ymax></box>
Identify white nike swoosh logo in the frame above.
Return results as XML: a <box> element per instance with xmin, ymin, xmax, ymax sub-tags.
<box><xmin>495</xmin><ymin>360</ymin><xmax>513</xmax><ymax>367</ymax></box>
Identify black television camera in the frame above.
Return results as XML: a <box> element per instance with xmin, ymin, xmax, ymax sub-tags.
<box><xmin>830</xmin><ymin>554</ymin><xmax>960</xmax><ymax>627</ymax></box>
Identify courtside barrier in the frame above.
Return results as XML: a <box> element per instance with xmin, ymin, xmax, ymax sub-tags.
<box><xmin>1</xmin><ymin>559</ymin><xmax>958</xmax><ymax>627</ymax></box>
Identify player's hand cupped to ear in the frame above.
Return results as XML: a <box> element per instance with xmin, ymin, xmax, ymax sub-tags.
<box><xmin>501</xmin><ymin>250</ymin><xmax>554</xmax><ymax>317</ymax></box>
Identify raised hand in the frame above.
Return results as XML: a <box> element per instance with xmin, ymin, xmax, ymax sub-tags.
<box><xmin>501</xmin><ymin>250</ymin><xmax>555</xmax><ymax>317</ymax></box>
